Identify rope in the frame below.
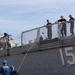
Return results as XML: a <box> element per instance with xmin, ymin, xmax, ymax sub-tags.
<box><xmin>17</xmin><ymin>37</ymin><xmax>39</xmax><ymax>72</ymax></box>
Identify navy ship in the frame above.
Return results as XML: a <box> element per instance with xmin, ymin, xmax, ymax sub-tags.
<box><xmin>0</xmin><ymin>22</ymin><xmax>75</xmax><ymax>75</ymax></box>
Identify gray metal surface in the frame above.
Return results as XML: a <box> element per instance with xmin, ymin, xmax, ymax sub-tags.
<box><xmin>0</xmin><ymin>35</ymin><xmax>75</xmax><ymax>75</ymax></box>
<box><xmin>0</xmin><ymin>46</ymin><xmax>75</xmax><ymax>75</ymax></box>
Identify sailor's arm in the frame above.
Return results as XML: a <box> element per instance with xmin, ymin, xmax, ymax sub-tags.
<box><xmin>54</xmin><ymin>21</ymin><xmax>58</xmax><ymax>24</ymax></box>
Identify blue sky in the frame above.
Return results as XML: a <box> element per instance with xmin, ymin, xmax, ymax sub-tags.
<box><xmin>0</xmin><ymin>0</ymin><xmax>75</xmax><ymax>44</ymax></box>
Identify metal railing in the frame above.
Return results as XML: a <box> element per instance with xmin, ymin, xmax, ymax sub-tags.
<box><xmin>21</xmin><ymin>22</ymin><xmax>75</xmax><ymax>45</ymax></box>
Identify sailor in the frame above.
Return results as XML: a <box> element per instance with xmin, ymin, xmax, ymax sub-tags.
<box><xmin>0</xmin><ymin>60</ymin><xmax>10</xmax><ymax>75</ymax></box>
<box><xmin>45</xmin><ymin>20</ymin><xmax>52</xmax><ymax>40</ymax></box>
<box><xmin>55</xmin><ymin>16</ymin><xmax>67</xmax><ymax>37</ymax></box>
<box><xmin>68</xmin><ymin>15</ymin><xmax>75</xmax><ymax>35</ymax></box>
<box><xmin>3</xmin><ymin>32</ymin><xmax>10</xmax><ymax>56</ymax></box>
<box><xmin>39</xmin><ymin>35</ymin><xmax>43</xmax><ymax>41</ymax></box>
<box><xmin>10</xmin><ymin>65</ymin><xmax>18</xmax><ymax>75</ymax></box>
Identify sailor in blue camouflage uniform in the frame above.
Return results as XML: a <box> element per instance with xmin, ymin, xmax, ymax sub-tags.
<box><xmin>10</xmin><ymin>65</ymin><xmax>18</xmax><ymax>75</ymax></box>
<box><xmin>0</xmin><ymin>60</ymin><xmax>10</xmax><ymax>75</ymax></box>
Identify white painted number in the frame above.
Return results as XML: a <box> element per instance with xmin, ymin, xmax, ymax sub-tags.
<box><xmin>59</xmin><ymin>47</ymin><xmax>75</xmax><ymax>65</ymax></box>
<box><xmin>65</xmin><ymin>47</ymin><xmax>75</xmax><ymax>65</ymax></box>
<box><xmin>59</xmin><ymin>48</ymin><xmax>65</xmax><ymax>65</ymax></box>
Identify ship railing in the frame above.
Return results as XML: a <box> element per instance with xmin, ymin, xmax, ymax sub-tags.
<box><xmin>21</xmin><ymin>22</ymin><xmax>75</xmax><ymax>46</ymax></box>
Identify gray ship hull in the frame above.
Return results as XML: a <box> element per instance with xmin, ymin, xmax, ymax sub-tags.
<box><xmin>0</xmin><ymin>36</ymin><xmax>75</xmax><ymax>75</ymax></box>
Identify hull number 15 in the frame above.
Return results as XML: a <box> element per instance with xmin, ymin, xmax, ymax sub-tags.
<box><xmin>59</xmin><ymin>47</ymin><xmax>75</xmax><ymax>65</ymax></box>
